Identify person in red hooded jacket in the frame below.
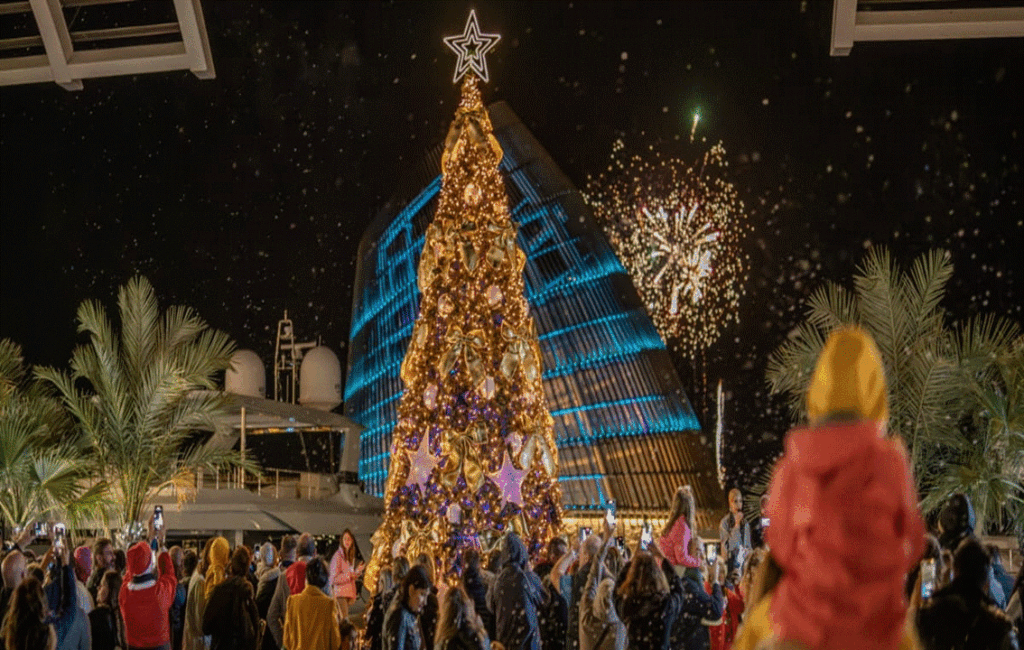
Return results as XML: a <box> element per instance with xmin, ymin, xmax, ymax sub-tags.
<box><xmin>120</xmin><ymin>521</ymin><xmax>177</xmax><ymax>650</ymax></box>
<box><xmin>733</xmin><ymin>326</ymin><xmax>925</xmax><ymax>650</ymax></box>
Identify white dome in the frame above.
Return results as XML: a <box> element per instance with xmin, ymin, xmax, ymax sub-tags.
<box><xmin>299</xmin><ymin>346</ymin><xmax>342</xmax><ymax>411</ymax></box>
<box><xmin>226</xmin><ymin>350</ymin><xmax>265</xmax><ymax>398</ymax></box>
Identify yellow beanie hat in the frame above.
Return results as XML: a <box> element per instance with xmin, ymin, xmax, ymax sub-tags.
<box><xmin>806</xmin><ymin>326</ymin><xmax>889</xmax><ymax>424</ymax></box>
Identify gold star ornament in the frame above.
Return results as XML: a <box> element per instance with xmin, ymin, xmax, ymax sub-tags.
<box><xmin>443</xmin><ymin>9</ymin><xmax>500</xmax><ymax>84</ymax></box>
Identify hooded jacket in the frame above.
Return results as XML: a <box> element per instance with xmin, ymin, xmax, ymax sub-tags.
<box><xmin>486</xmin><ymin>532</ymin><xmax>545</xmax><ymax>650</ymax></box>
<box><xmin>764</xmin><ymin>327</ymin><xmax>925</xmax><ymax>650</ymax></box>
<box><xmin>204</xmin><ymin>537</ymin><xmax>230</xmax><ymax>602</ymax></box>
<box><xmin>916</xmin><ymin>577</ymin><xmax>1017</xmax><ymax>650</ymax></box>
<box><xmin>120</xmin><ymin>542</ymin><xmax>177</xmax><ymax>648</ymax></box>
<box><xmin>936</xmin><ymin>494</ymin><xmax>1007</xmax><ymax>608</ymax></box>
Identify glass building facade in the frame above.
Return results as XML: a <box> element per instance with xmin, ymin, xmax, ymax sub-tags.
<box><xmin>346</xmin><ymin>102</ymin><xmax>722</xmax><ymax>522</ymax></box>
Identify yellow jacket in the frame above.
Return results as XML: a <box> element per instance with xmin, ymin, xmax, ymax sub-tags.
<box><xmin>733</xmin><ymin>594</ymin><xmax>923</xmax><ymax>650</ymax></box>
<box><xmin>283</xmin><ymin>584</ymin><xmax>341</xmax><ymax>650</ymax></box>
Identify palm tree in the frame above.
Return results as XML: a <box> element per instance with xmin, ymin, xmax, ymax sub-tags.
<box><xmin>36</xmin><ymin>276</ymin><xmax>255</xmax><ymax>532</ymax></box>
<box><xmin>919</xmin><ymin>337</ymin><xmax>1024</xmax><ymax>533</ymax></box>
<box><xmin>0</xmin><ymin>338</ymin><xmax>105</xmax><ymax>535</ymax></box>
<box><xmin>765</xmin><ymin>248</ymin><xmax>1021</xmax><ymax>532</ymax></box>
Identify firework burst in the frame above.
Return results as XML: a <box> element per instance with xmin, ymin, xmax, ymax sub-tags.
<box><xmin>584</xmin><ymin>140</ymin><xmax>751</xmax><ymax>354</ymax></box>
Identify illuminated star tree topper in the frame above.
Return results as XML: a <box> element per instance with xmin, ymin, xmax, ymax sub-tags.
<box><xmin>443</xmin><ymin>9</ymin><xmax>501</xmax><ymax>83</ymax></box>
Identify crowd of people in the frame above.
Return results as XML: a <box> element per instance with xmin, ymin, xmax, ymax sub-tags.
<box><xmin>0</xmin><ymin>524</ymin><xmax>362</xmax><ymax>650</ymax></box>
<box><xmin>1</xmin><ymin>330</ymin><xmax>1022</xmax><ymax>650</ymax></box>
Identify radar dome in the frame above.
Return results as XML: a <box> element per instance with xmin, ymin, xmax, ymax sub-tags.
<box><xmin>226</xmin><ymin>350</ymin><xmax>266</xmax><ymax>398</ymax></box>
<box><xmin>299</xmin><ymin>346</ymin><xmax>342</xmax><ymax>411</ymax></box>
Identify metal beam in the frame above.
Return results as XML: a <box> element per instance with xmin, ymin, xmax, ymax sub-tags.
<box><xmin>28</xmin><ymin>0</ymin><xmax>81</xmax><ymax>89</ymax></box>
<box><xmin>66</xmin><ymin>41</ymin><xmax>190</xmax><ymax>78</ymax></box>
<box><xmin>0</xmin><ymin>54</ymin><xmax>53</xmax><ymax>85</ymax></box>
<box><xmin>831</xmin><ymin>0</ymin><xmax>858</xmax><ymax>55</ymax></box>
<box><xmin>0</xmin><ymin>2</ymin><xmax>31</xmax><ymax>15</ymax></box>
<box><xmin>171</xmin><ymin>0</ymin><xmax>215</xmax><ymax>79</ymax></box>
<box><xmin>855</xmin><ymin>7</ymin><xmax>1024</xmax><ymax>41</ymax></box>
<box><xmin>72</xmin><ymin>22</ymin><xmax>180</xmax><ymax>44</ymax></box>
<box><xmin>833</xmin><ymin>1</ymin><xmax>1024</xmax><ymax>55</ymax></box>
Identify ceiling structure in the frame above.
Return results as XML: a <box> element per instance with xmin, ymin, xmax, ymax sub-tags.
<box><xmin>0</xmin><ymin>0</ymin><xmax>214</xmax><ymax>90</ymax></box>
<box><xmin>832</xmin><ymin>0</ymin><xmax>1024</xmax><ymax>55</ymax></box>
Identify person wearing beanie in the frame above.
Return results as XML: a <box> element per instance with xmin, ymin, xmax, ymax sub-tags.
<box><xmin>120</xmin><ymin>538</ymin><xmax>177</xmax><ymax>650</ymax></box>
<box><xmin>733</xmin><ymin>326</ymin><xmax>926</xmax><ymax>650</ymax></box>
<box><xmin>72</xmin><ymin>546</ymin><xmax>95</xmax><ymax>614</ymax></box>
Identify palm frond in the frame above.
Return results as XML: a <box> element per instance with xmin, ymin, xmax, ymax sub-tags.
<box><xmin>119</xmin><ymin>276</ymin><xmax>160</xmax><ymax>388</ymax></box>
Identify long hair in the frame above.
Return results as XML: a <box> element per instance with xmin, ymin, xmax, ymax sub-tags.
<box><xmin>96</xmin><ymin>570</ymin><xmax>127</xmax><ymax>650</ymax></box>
<box><xmin>96</xmin><ymin>570</ymin><xmax>123</xmax><ymax>609</ymax></box>
<box><xmin>2</xmin><ymin>577</ymin><xmax>55</xmax><ymax>650</ymax></box>
<box><xmin>434</xmin><ymin>586</ymin><xmax>487</xmax><ymax>650</ymax></box>
<box><xmin>662</xmin><ymin>485</ymin><xmax>697</xmax><ymax>538</ymax></box>
<box><xmin>616</xmin><ymin>552</ymin><xmax>669</xmax><ymax>600</ymax></box>
<box><xmin>340</xmin><ymin>529</ymin><xmax>361</xmax><ymax>565</ymax></box>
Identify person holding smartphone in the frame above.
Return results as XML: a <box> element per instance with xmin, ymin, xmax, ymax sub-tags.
<box><xmin>579</xmin><ymin>517</ymin><xmax>626</xmax><ymax>650</ymax></box>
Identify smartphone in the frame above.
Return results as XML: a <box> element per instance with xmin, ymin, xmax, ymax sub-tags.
<box><xmin>154</xmin><ymin>505</ymin><xmax>164</xmax><ymax>531</ymax></box>
<box><xmin>578</xmin><ymin>527</ymin><xmax>592</xmax><ymax>542</ymax></box>
<box><xmin>614</xmin><ymin>536</ymin><xmax>625</xmax><ymax>551</ymax></box>
<box><xmin>760</xmin><ymin>517</ymin><xmax>770</xmax><ymax>528</ymax></box>
<box><xmin>53</xmin><ymin>523</ymin><xmax>66</xmax><ymax>552</ymax></box>
<box><xmin>253</xmin><ymin>548</ymin><xmax>261</xmax><ymax>562</ymax></box>
<box><xmin>920</xmin><ymin>558</ymin><xmax>936</xmax><ymax>599</ymax></box>
<box><xmin>605</xmin><ymin>508</ymin><xmax>616</xmax><ymax>527</ymax></box>
<box><xmin>705</xmin><ymin>542</ymin><xmax>719</xmax><ymax>564</ymax></box>
<box><xmin>33</xmin><ymin>522</ymin><xmax>45</xmax><ymax>537</ymax></box>
<box><xmin>639</xmin><ymin>524</ymin><xmax>653</xmax><ymax>551</ymax></box>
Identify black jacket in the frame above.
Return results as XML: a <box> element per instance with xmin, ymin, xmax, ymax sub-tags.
<box><xmin>670</xmin><ymin>570</ymin><xmax>723</xmax><ymax>650</ymax></box>
<box><xmin>88</xmin><ymin>604</ymin><xmax>125</xmax><ymax>650</ymax></box>
<box><xmin>487</xmin><ymin>533</ymin><xmax>545</xmax><ymax>650</ymax></box>
<box><xmin>917</xmin><ymin>579</ymin><xmax>1018</xmax><ymax>650</ymax></box>
<box><xmin>202</xmin><ymin>575</ymin><xmax>260</xmax><ymax>650</ymax></box>
<box><xmin>420</xmin><ymin>587</ymin><xmax>440</xmax><ymax>650</ymax></box>
<box><xmin>383</xmin><ymin>595</ymin><xmax>424</xmax><ymax>650</ymax></box>
<box><xmin>366</xmin><ymin>588</ymin><xmax>398</xmax><ymax>650</ymax></box>
<box><xmin>616</xmin><ymin>560</ymin><xmax>719</xmax><ymax>650</ymax></box>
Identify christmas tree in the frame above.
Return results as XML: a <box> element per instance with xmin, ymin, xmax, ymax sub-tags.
<box><xmin>364</xmin><ymin>12</ymin><xmax>562</xmax><ymax>590</ymax></box>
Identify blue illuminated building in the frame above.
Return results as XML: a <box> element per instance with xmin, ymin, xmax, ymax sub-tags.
<box><xmin>346</xmin><ymin>102</ymin><xmax>722</xmax><ymax>520</ymax></box>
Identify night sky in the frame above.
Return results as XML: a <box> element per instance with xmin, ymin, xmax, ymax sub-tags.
<box><xmin>1</xmin><ymin>1</ymin><xmax>1021</xmax><ymax>488</ymax></box>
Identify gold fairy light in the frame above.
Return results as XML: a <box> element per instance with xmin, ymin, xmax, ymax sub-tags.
<box><xmin>584</xmin><ymin>140</ymin><xmax>751</xmax><ymax>354</ymax></box>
